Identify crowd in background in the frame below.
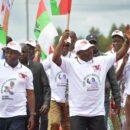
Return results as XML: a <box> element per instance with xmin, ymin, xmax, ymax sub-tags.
<box><xmin>0</xmin><ymin>25</ymin><xmax>130</xmax><ymax>130</ymax></box>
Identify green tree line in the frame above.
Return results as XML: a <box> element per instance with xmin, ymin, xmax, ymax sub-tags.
<box><xmin>54</xmin><ymin>23</ymin><xmax>127</xmax><ymax>52</ymax></box>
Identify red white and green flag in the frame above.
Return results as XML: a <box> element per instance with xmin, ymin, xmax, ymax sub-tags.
<box><xmin>34</xmin><ymin>0</ymin><xmax>58</xmax><ymax>58</ymax></box>
<box><xmin>50</xmin><ymin>0</ymin><xmax>72</xmax><ymax>15</ymax></box>
<box><xmin>0</xmin><ymin>0</ymin><xmax>14</xmax><ymax>46</ymax></box>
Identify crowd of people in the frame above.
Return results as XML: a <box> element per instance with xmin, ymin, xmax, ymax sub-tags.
<box><xmin>0</xmin><ymin>25</ymin><xmax>130</xmax><ymax>130</ymax></box>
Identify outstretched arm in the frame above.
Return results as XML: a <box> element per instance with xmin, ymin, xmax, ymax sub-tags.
<box><xmin>52</xmin><ymin>31</ymin><xmax>70</xmax><ymax>66</ymax></box>
<box><xmin>116</xmin><ymin>54</ymin><xmax>129</xmax><ymax>80</ymax></box>
<box><xmin>116</xmin><ymin>25</ymin><xmax>130</xmax><ymax>61</ymax></box>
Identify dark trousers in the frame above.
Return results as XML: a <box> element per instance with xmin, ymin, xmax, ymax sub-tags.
<box><xmin>32</xmin><ymin>114</ymin><xmax>48</xmax><ymax>130</ymax></box>
<box><xmin>0</xmin><ymin>116</ymin><xmax>27</xmax><ymax>130</ymax></box>
<box><xmin>104</xmin><ymin>101</ymin><xmax>110</xmax><ymax>130</ymax></box>
<box><xmin>70</xmin><ymin>116</ymin><xmax>106</xmax><ymax>130</ymax></box>
<box><xmin>40</xmin><ymin>115</ymin><xmax>48</xmax><ymax>130</ymax></box>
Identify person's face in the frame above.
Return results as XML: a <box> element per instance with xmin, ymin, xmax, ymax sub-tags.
<box><xmin>89</xmin><ymin>40</ymin><xmax>99</xmax><ymax>55</ymax></box>
<box><xmin>77</xmin><ymin>47</ymin><xmax>93</xmax><ymax>62</ymax></box>
<box><xmin>19</xmin><ymin>46</ymin><xmax>29</xmax><ymax>64</ymax></box>
<box><xmin>4</xmin><ymin>48</ymin><xmax>20</xmax><ymax>67</ymax></box>
<box><xmin>69</xmin><ymin>32</ymin><xmax>77</xmax><ymax>51</ymax></box>
<box><xmin>27</xmin><ymin>45</ymin><xmax>35</xmax><ymax>60</ymax></box>
<box><xmin>61</xmin><ymin>43</ymin><xmax>70</xmax><ymax>56</ymax></box>
<box><xmin>112</xmin><ymin>35</ymin><xmax>124</xmax><ymax>52</ymax></box>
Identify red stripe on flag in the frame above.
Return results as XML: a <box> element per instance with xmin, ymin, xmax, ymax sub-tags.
<box><xmin>59</xmin><ymin>0</ymin><xmax>72</xmax><ymax>15</ymax></box>
<box><xmin>37</xmin><ymin>0</ymin><xmax>46</xmax><ymax>18</ymax></box>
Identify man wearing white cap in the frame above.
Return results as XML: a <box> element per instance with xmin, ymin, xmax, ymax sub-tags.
<box><xmin>123</xmin><ymin>51</ymin><xmax>130</xmax><ymax>130</ymax></box>
<box><xmin>0</xmin><ymin>41</ymin><xmax>35</xmax><ymax>130</ymax></box>
<box><xmin>42</xmin><ymin>40</ymin><xmax>70</xmax><ymax>130</ymax></box>
<box><xmin>52</xmin><ymin>25</ymin><xmax>130</xmax><ymax>130</ymax></box>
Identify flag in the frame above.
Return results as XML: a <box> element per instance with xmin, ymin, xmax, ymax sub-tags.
<box><xmin>34</xmin><ymin>0</ymin><xmax>58</xmax><ymax>56</ymax></box>
<box><xmin>50</xmin><ymin>0</ymin><xmax>72</xmax><ymax>15</ymax></box>
<box><xmin>0</xmin><ymin>0</ymin><xmax>14</xmax><ymax>45</ymax></box>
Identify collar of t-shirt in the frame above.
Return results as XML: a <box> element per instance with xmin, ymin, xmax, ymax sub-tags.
<box><xmin>76</xmin><ymin>57</ymin><xmax>93</xmax><ymax>64</ymax></box>
<box><xmin>4</xmin><ymin>61</ymin><xmax>22</xmax><ymax>69</ymax></box>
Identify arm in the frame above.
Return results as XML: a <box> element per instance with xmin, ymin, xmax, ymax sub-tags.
<box><xmin>125</xmin><ymin>95</ymin><xmax>130</xmax><ymax>130</ymax></box>
<box><xmin>42</xmin><ymin>55</ymin><xmax>51</xmax><ymax>71</ymax></box>
<box><xmin>40</xmin><ymin>64</ymin><xmax>51</xmax><ymax>114</ymax></box>
<box><xmin>52</xmin><ymin>31</ymin><xmax>70</xmax><ymax>66</ymax></box>
<box><xmin>33</xmin><ymin>44</ymin><xmax>42</xmax><ymax>62</ymax></box>
<box><xmin>116</xmin><ymin>54</ymin><xmax>129</xmax><ymax>80</ymax></box>
<box><xmin>107</xmin><ymin>66</ymin><xmax>121</xmax><ymax>108</ymax></box>
<box><xmin>116</xmin><ymin>25</ymin><xmax>130</xmax><ymax>61</ymax></box>
<box><xmin>26</xmin><ymin>89</ymin><xmax>35</xmax><ymax>130</ymax></box>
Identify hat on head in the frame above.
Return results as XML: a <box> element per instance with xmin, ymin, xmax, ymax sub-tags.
<box><xmin>5</xmin><ymin>41</ymin><xmax>21</xmax><ymax>53</ymax></box>
<box><xmin>112</xmin><ymin>30</ymin><xmax>124</xmax><ymax>39</ymax></box>
<box><xmin>74</xmin><ymin>39</ymin><xmax>94</xmax><ymax>52</ymax></box>
<box><xmin>86</xmin><ymin>34</ymin><xmax>98</xmax><ymax>43</ymax></box>
<box><xmin>24</xmin><ymin>40</ymin><xmax>37</xmax><ymax>48</ymax></box>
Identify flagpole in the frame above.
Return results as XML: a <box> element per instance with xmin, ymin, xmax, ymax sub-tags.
<box><xmin>26</xmin><ymin>0</ymin><xmax>29</xmax><ymax>40</ymax></box>
<box><xmin>66</xmin><ymin>13</ymin><xmax>70</xmax><ymax>31</ymax></box>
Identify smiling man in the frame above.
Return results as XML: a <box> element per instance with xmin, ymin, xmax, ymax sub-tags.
<box><xmin>0</xmin><ymin>41</ymin><xmax>35</xmax><ymax>130</ymax></box>
<box><xmin>52</xmin><ymin>25</ymin><xmax>130</xmax><ymax>130</ymax></box>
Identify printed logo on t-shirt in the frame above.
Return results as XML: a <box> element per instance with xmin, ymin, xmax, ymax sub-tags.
<box><xmin>93</xmin><ymin>65</ymin><xmax>101</xmax><ymax>71</ymax></box>
<box><xmin>1</xmin><ymin>78</ymin><xmax>16</xmax><ymax>100</ymax></box>
<box><xmin>83</xmin><ymin>74</ymin><xmax>101</xmax><ymax>91</ymax></box>
<box><xmin>55</xmin><ymin>71</ymin><xmax>68</xmax><ymax>87</ymax></box>
<box><xmin>19</xmin><ymin>73</ymin><xmax>27</xmax><ymax>79</ymax></box>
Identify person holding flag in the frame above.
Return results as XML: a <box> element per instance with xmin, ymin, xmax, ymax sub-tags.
<box><xmin>52</xmin><ymin>25</ymin><xmax>130</xmax><ymax>130</ymax></box>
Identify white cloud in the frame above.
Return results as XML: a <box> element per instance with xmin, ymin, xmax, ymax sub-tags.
<box><xmin>8</xmin><ymin>0</ymin><xmax>130</xmax><ymax>41</ymax></box>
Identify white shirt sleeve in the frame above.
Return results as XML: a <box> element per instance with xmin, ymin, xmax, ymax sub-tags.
<box><xmin>103</xmin><ymin>53</ymin><xmax>116</xmax><ymax>71</ymax></box>
<box><xmin>26</xmin><ymin>69</ymin><xmax>34</xmax><ymax>90</ymax></box>
<box><xmin>126</xmin><ymin>82</ymin><xmax>130</xmax><ymax>95</ymax></box>
<box><xmin>42</xmin><ymin>54</ymin><xmax>52</xmax><ymax>71</ymax></box>
<box><xmin>124</xmin><ymin>60</ymin><xmax>130</xmax><ymax>95</ymax></box>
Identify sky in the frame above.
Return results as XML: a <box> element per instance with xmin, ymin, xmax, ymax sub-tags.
<box><xmin>8</xmin><ymin>0</ymin><xmax>130</xmax><ymax>42</ymax></box>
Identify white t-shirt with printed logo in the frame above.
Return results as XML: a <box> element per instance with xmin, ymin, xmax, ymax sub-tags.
<box><xmin>60</xmin><ymin>53</ymin><xmax>116</xmax><ymax>117</ymax></box>
<box><xmin>0</xmin><ymin>59</ymin><xmax>33</xmax><ymax>118</ymax></box>
<box><xmin>42</xmin><ymin>54</ymin><xmax>68</xmax><ymax>103</ymax></box>
<box><xmin>123</xmin><ymin>55</ymin><xmax>130</xmax><ymax>95</ymax></box>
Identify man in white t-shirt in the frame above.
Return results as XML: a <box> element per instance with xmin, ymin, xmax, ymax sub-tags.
<box><xmin>126</xmin><ymin>79</ymin><xmax>130</xmax><ymax>130</ymax></box>
<box><xmin>123</xmin><ymin>52</ymin><xmax>130</xmax><ymax>130</ymax></box>
<box><xmin>42</xmin><ymin>41</ymin><xmax>70</xmax><ymax>130</ymax></box>
<box><xmin>52</xmin><ymin>25</ymin><xmax>130</xmax><ymax>130</ymax></box>
<box><xmin>0</xmin><ymin>41</ymin><xmax>35</xmax><ymax>130</ymax></box>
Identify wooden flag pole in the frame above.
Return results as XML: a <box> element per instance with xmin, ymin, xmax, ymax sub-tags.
<box><xmin>66</xmin><ymin>13</ymin><xmax>70</xmax><ymax>31</ymax></box>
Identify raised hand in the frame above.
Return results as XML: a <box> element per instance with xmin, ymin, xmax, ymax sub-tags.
<box><xmin>125</xmin><ymin>24</ymin><xmax>130</xmax><ymax>41</ymax></box>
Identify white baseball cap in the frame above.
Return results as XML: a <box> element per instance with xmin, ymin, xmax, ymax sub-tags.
<box><xmin>5</xmin><ymin>41</ymin><xmax>21</xmax><ymax>53</ymax></box>
<box><xmin>24</xmin><ymin>40</ymin><xmax>37</xmax><ymax>48</ymax></box>
<box><xmin>112</xmin><ymin>30</ymin><xmax>124</xmax><ymax>39</ymax></box>
<box><xmin>74</xmin><ymin>39</ymin><xmax>94</xmax><ymax>52</ymax></box>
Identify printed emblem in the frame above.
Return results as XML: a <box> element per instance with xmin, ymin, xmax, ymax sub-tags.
<box><xmin>1</xmin><ymin>78</ymin><xmax>16</xmax><ymax>100</ymax></box>
<box><xmin>83</xmin><ymin>74</ymin><xmax>101</xmax><ymax>91</ymax></box>
<box><xmin>93</xmin><ymin>65</ymin><xmax>101</xmax><ymax>71</ymax></box>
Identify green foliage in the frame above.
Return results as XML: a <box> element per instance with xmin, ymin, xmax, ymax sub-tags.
<box><xmin>88</xmin><ymin>23</ymin><xmax>126</xmax><ymax>52</ymax></box>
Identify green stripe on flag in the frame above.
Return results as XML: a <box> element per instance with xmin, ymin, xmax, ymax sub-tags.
<box><xmin>41</xmin><ymin>51</ymin><xmax>47</xmax><ymax>60</ymax></box>
<box><xmin>34</xmin><ymin>11</ymin><xmax>50</xmax><ymax>39</ymax></box>
<box><xmin>50</xmin><ymin>0</ymin><xmax>60</xmax><ymax>15</ymax></box>
<box><xmin>0</xmin><ymin>26</ymin><xmax>6</xmax><ymax>45</ymax></box>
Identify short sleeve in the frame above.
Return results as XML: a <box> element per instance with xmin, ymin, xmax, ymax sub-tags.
<box><xmin>42</xmin><ymin>54</ymin><xmax>52</xmax><ymax>71</ymax></box>
<box><xmin>104</xmin><ymin>53</ymin><xmax>116</xmax><ymax>71</ymax></box>
<box><xmin>126</xmin><ymin>83</ymin><xmax>130</xmax><ymax>95</ymax></box>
